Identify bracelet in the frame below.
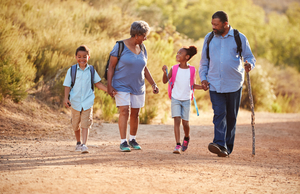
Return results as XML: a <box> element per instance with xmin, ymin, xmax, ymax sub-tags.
<box><xmin>152</xmin><ymin>83</ymin><xmax>157</xmax><ymax>87</ymax></box>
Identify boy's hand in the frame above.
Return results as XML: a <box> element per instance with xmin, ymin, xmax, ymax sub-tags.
<box><xmin>64</xmin><ymin>99</ymin><xmax>71</xmax><ymax>108</ymax></box>
<box><xmin>162</xmin><ymin>65</ymin><xmax>168</xmax><ymax>73</ymax></box>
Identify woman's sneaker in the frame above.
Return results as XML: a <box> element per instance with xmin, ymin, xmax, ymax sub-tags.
<box><xmin>120</xmin><ymin>141</ymin><xmax>131</xmax><ymax>152</ymax></box>
<box><xmin>129</xmin><ymin>139</ymin><xmax>142</xmax><ymax>150</ymax></box>
<box><xmin>173</xmin><ymin>145</ymin><xmax>181</xmax><ymax>154</ymax></box>
<box><xmin>81</xmin><ymin>144</ymin><xmax>89</xmax><ymax>153</ymax></box>
<box><xmin>182</xmin><ymin>138</ymin><xmax>190</xmax><ymax>152</ymax></box>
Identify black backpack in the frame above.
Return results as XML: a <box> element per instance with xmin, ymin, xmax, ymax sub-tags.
<box><xmin>104</xmin><ymin>41</ymin><xmax>125</xmax><ymax>80</ymax></box>
<box><xmin>206</xmin><ymin>29</ymin><xmax>242</xmax><ymax>61</ymax></box>
<box><xmin>70</xmin><ymin>64</ymin><xmax>95</xmax><ymax>91</ymax></box>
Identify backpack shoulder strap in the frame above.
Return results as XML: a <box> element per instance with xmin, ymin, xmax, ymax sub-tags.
<box><xmin>233</xmin><ymin>29</ymin><xmax>242</xmax><ymax>59</ymax></box>
<box><xmin>206</xmin><ymin>31</ymin><xmax>214</xmax><ymax>61</ymax></box>
<box><xmin>116</xmin><ymin>41</ymin><xmax>124</xmax><ymax>60</ymax></box>
<box><xmin>189</xmin><ymin>65</ymin><xmax>196</xmax><ymax>100</ymax></box>
<box><xmin>89</xmin><ymin>65</ymin><xmax>95</xmax><ymax>91</ymax></box>
<box><xmin>170</xmin><ymin>64</ymin><xmax>180</xmax><ymax>88</ymax></box>
<box><xmin>189</xmin><ymin>66</ymin><xmax>195</xmax><ymax>88</ymax></box>
<box><xmin>70</xmin><ymin>64</ymin><xmax>77</xmax><ymax>88</ymax></box>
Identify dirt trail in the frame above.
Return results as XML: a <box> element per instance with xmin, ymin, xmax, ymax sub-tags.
<box><xmin>0</xmin><ymin>99</ymin><xmax>300</xmax><ymax>193</ymax></box>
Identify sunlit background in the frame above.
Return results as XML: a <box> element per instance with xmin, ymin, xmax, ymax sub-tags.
<box><xmin>1</xmin><ymin>0</ymin><xmax>299</xmax><ymax>123</ymax></box>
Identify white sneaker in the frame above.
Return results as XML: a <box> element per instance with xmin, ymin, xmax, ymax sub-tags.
<box><xmin>75</xmin><ymin>144</ymin><xmax>82</xmax><ymax>151</ymax></box>
<box><xmin>81</xmin><ymin>144</ymin><xmax>89</xmax><ymax>153</ymax></box>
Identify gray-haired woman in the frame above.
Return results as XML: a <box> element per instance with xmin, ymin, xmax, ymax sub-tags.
<box><xmin>107</xmin><ymin>21</ymin><xmax>159</xmax><ymax>152</ymax></box>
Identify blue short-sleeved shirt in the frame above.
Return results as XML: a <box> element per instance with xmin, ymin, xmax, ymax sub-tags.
<box><xmin>63</xmin><ymin>64</ymin><xmax>101</xmax><ymax>111</ymax></box>
<box><xmin>110</xmin><ymin>43</ymin><xmax>148</xmax><ymax>95</ymax></box>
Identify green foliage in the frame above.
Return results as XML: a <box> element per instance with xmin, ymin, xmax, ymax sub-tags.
<box><xmin>1</xmin><ymin>0</ymin><xmax>300</xmax><ymax>120</ymax></box>
<box><xmin>94</xmin><ymin>90</ymin><xmax>118</xmax><ymax>122</ymax></box>
<box><xmin>139</xmin><ymin>106</ymin><xmax>158</xmax><ymax>124</ymax></box>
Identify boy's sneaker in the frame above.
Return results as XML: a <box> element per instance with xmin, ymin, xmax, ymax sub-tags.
<box><xmin>182</xmin><ymin>138</ymin><xmax>190</xmax><ymax>152</ymax></box>
<box><xmin>81</xmin><ymin>144</ymin><xmax>89</xmax><ymax>153</ymax></box>
<box><xmin>75</xmin><ymin>144</ymin><xmax>82</xmax><ymax>152</ymax></box>
<box><xmin>120</xmin><ymin>141</ymin><xmax>131</xmax><ymax>152</ymax></box>
<box><xmin>129</xmin><ymin>139</ymin><xmax>142</xmax><ymax>150</ymax></box>
<box><xmin>173</xmin><ymin>145</ymin><xmax>181</xmax><ymax>154</ymax></box>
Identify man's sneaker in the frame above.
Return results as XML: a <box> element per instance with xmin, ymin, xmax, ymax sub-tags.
<box><xmin>173</xmin><ymin>145</ymin><xmax>181</xmax><ymax>154</ymax></box>
<box><xmin>75</xmin><ymin>144</ymin><xmax>82</xmax><ymax>152</ymax></box>
<box><xmin>81</xmin><ymin>144</ymin><xmax>89</xmax><ymax>153</ymax></box>
<box><xmin>129</xmin><ymin>139</ymin><xmax>142</xmax><ymax>150</ymax></box>
<box><xmin>182</xmin><ymin>138</ymin><xmax>190</xmax><ymax>152</ymax></box>
<box><xmin>120</xmin><ymin>141</ymin><xmax>131</xmax><ymax>152</ymax></box>
<box><xmin>208</xmin><ymin>143</ymin><xmax>228</xmax><ymax>157</ymax></box>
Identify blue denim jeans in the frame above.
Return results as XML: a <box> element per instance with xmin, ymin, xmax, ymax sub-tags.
<box><xmin>209</xmin><ymin>87</ymin><xmax>242</xmax><ymax>154</ymax></box>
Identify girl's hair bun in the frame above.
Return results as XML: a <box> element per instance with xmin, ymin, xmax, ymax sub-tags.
<box><xmin>183</xmin><ymin>45</ymin><xmax>198</xmax><ymax>61</ymax></box>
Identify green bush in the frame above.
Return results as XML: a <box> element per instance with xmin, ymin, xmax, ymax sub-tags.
<box><xmin>139</xmin><ymin>106</ymin><xmax>158</xmax><ymax>124</ymax></box>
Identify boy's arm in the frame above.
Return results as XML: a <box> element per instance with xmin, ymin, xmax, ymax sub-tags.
<box><xmin>64</xmin><ymin>87</ymin><xmax>71</xmax><ymax>108</ymax></box>
<box><xmin>95</xmin><ymin>82</ymin><xmax>107</xmax><ymax>92</ymax></box>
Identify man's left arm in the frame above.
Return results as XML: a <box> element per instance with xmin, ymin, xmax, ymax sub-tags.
<box><xmin>241</xmin><ymin>34</ymin><xmax>256</xmax><ymax>71</ymax></box>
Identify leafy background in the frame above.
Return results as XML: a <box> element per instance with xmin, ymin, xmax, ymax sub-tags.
<box><xmin>1</xmin><ymin>0</ymin><xmax>300</xmax><ymax>123</ymax></box>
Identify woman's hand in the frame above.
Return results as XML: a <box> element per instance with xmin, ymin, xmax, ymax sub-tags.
<box><xmin>152</xmin><ymin>84</ymin><xmax>159</xmax><ymax>94</ymax></box>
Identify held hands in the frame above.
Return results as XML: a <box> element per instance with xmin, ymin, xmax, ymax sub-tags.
<box><xmin>201</xmin><ymin>80</ymin><xmax>210</xmax><ymax>91</ymax></box>
<box><xmin>64</xmin><ymin>98</ymin><xmax>71</xmax><ymax>108</ymax></box>
<box><xmin>244</xmin><ymin>60</ymin><xmax>252</xmax><ymax>73</ymax></box>
<box><xmin>107</xmin><ymin>85</ymin><xmax>117</xmax><ymax>98</ymax></box>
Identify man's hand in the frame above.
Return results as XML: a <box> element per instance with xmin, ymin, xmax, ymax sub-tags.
<box><xmin>244</xmin><ymin>60</ymin><xmax>252</xmax><ymax>73</ymax></box>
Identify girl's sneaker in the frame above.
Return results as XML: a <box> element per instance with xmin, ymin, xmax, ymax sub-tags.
<box><xmin>182</xmin><ymin>138</ymin><xmax>190</xmax><ymax>152</ymax></box>
<box><xmin>120</xmin><ymin>141</ymin><xmax>131</xmax><ymax>152</ymax></box>
<box><xmin>173</xmin><ymin>145</ymin><xmax>181</xmax><ymax>154</ymax></box>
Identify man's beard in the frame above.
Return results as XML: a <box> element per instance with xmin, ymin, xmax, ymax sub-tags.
<box><xmin>213</xmin><ymin>28</ymin><xmax>225</xmax><ymax>35</ymax></box>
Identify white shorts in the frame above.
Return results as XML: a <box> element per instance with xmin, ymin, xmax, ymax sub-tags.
<box><xmin>115</xmin><ymin>92</ymin><xmax>145</xmax><ymax>108</ymax></box>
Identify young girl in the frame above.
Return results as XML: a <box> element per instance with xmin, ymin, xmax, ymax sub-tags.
<box><xmin>162</xmin><ymin>46</ymin><xmax>204</xmax><ymax>154</ymax></box>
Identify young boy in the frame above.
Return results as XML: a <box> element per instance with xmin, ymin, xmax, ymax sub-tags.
<box><xmin>63</xmin><ymin>45</ymin><xmax>108</xmax><ymax>153</ymax></box>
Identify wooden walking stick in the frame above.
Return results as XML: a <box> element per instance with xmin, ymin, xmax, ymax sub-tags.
<box><xmin>245</xmin><ymin>67</ymin><xmax>255</xmax><ymax>156</ymax></box>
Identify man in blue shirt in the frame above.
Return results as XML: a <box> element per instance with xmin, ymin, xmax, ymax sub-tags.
<box><xmin>199</xmin><ymin>11</ymin><xmax>256</xmax><ymax>157</ymax></box>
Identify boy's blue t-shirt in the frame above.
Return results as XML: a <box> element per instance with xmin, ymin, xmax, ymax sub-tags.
<box><xmin>110</xmin><ymin>42</ymin><xmax>148</xmax><ymax>95</ymax></box>
<box><xmin>63</xmin><ymin>64</ymin><xmax>101</xmax><ymax>111</ymax></box>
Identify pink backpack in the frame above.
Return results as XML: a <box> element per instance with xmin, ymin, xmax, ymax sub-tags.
<box><xmin>168</xmin><ymin>64</ymin><xmax>195</xmax><ymax>100</ymax></box>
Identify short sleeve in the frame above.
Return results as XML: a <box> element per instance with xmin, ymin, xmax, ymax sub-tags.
<box><xmin>110</xmin><ymin>43</ymin><xmax>119</xmax><ymax>57</ymax></box>
<box><xmin>94</xmin><ymin>70</ymin><xmax>101</xmax><ymax>83</ymax></box>
<box><xmin>63</xmin><ymin>68</ymin><xmax>72</xmax><ymax>87</ymax></box>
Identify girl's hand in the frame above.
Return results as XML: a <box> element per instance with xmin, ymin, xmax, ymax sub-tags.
<box><xmin>162</xmin><ymin>65</ymin><xmax>168</xmax><ymax>73</ymax></box>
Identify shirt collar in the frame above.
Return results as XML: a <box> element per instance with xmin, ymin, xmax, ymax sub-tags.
<box><xmin>214</xmin><ymin>25</ymin><xmax>233</xmax><ymax>38</ymax></box>
<box><xmin>227</xmin><ymin>25</ymin><xmax>234</xmax><ymax>37</ymax></box>
<box><xmin>76</xmin><ymin>63</ymin><xmax>90</xmax><ymax>71</ymax></box>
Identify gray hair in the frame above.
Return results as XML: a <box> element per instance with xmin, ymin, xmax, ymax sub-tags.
<box><xmin>130</xmin><ymin>21</ymin><xmax>150</xmax><ymax>37</ymax></box>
